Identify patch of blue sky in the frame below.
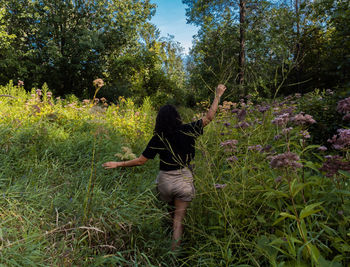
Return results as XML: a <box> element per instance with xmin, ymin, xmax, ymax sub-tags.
<box><xmin>150</xmin><ymin>0</ymin><xmax>198</xmax><ymax>54</ymax></box>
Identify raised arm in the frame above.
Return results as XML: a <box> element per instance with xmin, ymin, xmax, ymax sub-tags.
<box><xmin>102</xmin><ymin>155</ymin><xmax>148</xmax><ymax>169</ymax></box>
<box><xmin>202</xmin><ymin>84</ymin><xmax>226</xmax><ymax>127</ymax></box>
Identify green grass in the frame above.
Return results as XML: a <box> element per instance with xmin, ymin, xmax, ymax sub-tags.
<box><xmin>0</xmin><ymin>83</ymin><xmax>349</xmax><ymax>266</ymax></box>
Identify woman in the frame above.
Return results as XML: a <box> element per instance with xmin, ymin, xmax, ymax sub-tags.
<box><xmin>102</xmin><ymin>84</ymin><xmax>226</xmax><ymax>250</ymax></box>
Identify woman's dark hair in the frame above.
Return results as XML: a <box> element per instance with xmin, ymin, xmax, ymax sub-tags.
<box><xmin>154</xmin><ymin>105</ymin><xmax>182</xmax><ymax>137</ymax></box>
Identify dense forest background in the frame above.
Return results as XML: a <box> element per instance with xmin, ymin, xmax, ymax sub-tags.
<box><xmin>0</xmin><ymin>0</ymin><xmax>349</xmax><ymax>104</ymax></box>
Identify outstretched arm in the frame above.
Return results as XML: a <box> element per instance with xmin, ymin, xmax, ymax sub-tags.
<box><xmin>202</xmin><ymin>84</ymin><xmax>226</xmax><ymax>127</ymax></box>
<box><xmin>102</xmin><ymin>155</ymin><xmax>148</xmax><ymax>169</ymax></box>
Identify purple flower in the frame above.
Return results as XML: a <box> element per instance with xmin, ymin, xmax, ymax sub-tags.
<box><xmin>224</xmin><ymin>122</ymin><xmax>231</xmax><ymax>127</ymax></box>
<box><xmin>220</xmin><ymin>139</ymin><xmax>238</xmax><ymax>147</ymax></box>
<box><xmin>318</xmin><ymin>146</ymin><xmax>327</xmax><ymax>151</ymax></box>
<box><xmin>272</xmin><ymin>113</ymin><xmax>290</xmax><ymax>126</ymax></box>
<box><xmin>269</xmin><ymin>152</ymin><xmax>303</xmax><ymax>169</ymax></box>
<box><xmin>227</xmin><ymin>156</ymin><xmax>238</xmax><ymax>162</ymax></box>
<box><xmin>257</xmin><ymin>105</ymin><xmax>270</xmax><ymax>113</ymax></box>
<box><xmin>274</xmin><ymin>134</ymin><xmax>281</xmax><ymax>140</ymax></box>
<box><xmin>237</xmin><ymin>109</ymin><xmax>247</xmax><ymax>121</ymax></box>
<box><xmin>261</xmin><ymin>144</ymin><xmax>273</xmax><ymax>153</ymax></box>
<box><xmin>291</xmin><ymin>113</ymin><xmax>316</xmax><ymax>125</ymax></box>
<box><xmin>36</xmin><ymin>89</ymin><xmax>42</xmax><ymax>96</ymax></box>
<box><xmin>282</xmin><ymin>127</ymin><xmax>293</xmax><ymax>135</ymax></box>
<box><xmin>248</xmin><ymin>145</ymin><xmax>263</xmax><ymax>152</ymax></box>
<box><xmin>338</xmin><ymin>210</ymin><xmax>344</xmax><ymax>216</ymax></box>
<box><xmin>235</xmin><ymin>121</ymin><xmax>250</xmax><ymax>129</ymax></box>
<box><xmin>273</xmin><ymin>106</ymin><xmax>296</xmax><ymax>116</ymax></box>
<box><xmin>336</xmin><ymin>97</ymin><xmax>350</xmax><ymax>114</ymax></box>
<box><xmin>300</xmin><ymin>130</ymin><xmax>311</xmax><ymax>139</ymax></box>
<box><xmin>326</xmin><ymin>89</ymin><xmax>334</xmax><ymax>95</ymax></box>
<box><xmin>320</xmin><ymin>155</ymin><xmax>350</xmax><ymax>177</ymax></box>
<box><xmin>343</xmin><ymin>113</ymin><xmax>350</xmax><ymax>121</ymax></box>
<box><xmin>327</xmin><ymin>129</ymin><xmax>350</xmax><ymax>150</ymax></box>
<box><xmin>214</xmin><ymin>183</ymin><xmax>227</xmax><ymax>189</ymax></box>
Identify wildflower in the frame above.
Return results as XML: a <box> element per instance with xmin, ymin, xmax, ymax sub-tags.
<box><xmin>272</xmin><ymin>113</ymin><xmax>290</xmax><ymax>126</ymax></box>
<box><xmin>94</xmin><ymin>98</ymin><xmax>99</xmax><ymax>104</ymax></box>
<box><xmin>300</xmin><ymin>130</ymin><xmax>311</xmax><ymax>139</ymax></box>
<box><xmin>318</xmin><ymin>146</ymin><xmax>327</xmax><ymax>151</ymax></box>
<box><xmin>18</xmin><ymin>80</ymin><xmax>24</xmax><ymax>87</ymax></box>
<box><xmin>338</xmin><ymin>210</ymin><xmax>344</xmax><ymax>215</ymax></box>
<box><xmin>235</xmin><ymin>121</ymin><xmax>250</xmax><ymax>129</ymax></box>
<box><xmin>261</xmin><ymin>144</ymin><xmax>273</xmax><ymax>153</ymax></box>
<box><xmin>274</xmin><ymin>134</ymin><xmax>281</xmax><ymax>140</ymax></box>
<box><xmin>82</xmin><ymin>99</ymin><xmax>90</xmax><ymax>104</ymax></box>
<box><xmin>274</xmin><ymin>176</ymin><xmax>282</xmax><ymax>183</ymax></box>
<box><xmin>320</xmin><ymin>155</ymin><xmax>350</xmax><ymax>177</ymax></box>
<box><xmin>223</xmin><ymin>122</ymin><xmax>231</xmax><ymax>127</ymax></box>
<box><xmin>214</xmin><ymin>183</ymin><xmax>227</xmax><ymax>189</ymax></box>
<box><xmin>100</xmin><ymin>97</ymin><xmax>107</xmax><ymax>103</ymax></box>
<box><xmin>336</xmin><ymin>97</ymin><xmax>350</xmax><ymax>114</ymax></box>
<box><xmin>284</xmin><ymin>95</ymin><xmax>293</xmax><ymax>101</ymax></box>
<box><xmin>343</xmin><ymin>113</ymin><xmax>350</xmax><ymax>121</ymax></box>
<box><xmin>248</xmin><ymin>145</ymin><xmax>262</xmax><ymax>152</ymax></box>
<box><xmin>237</xmin><ymin>109</ymin><xmax>247</xmax><ymax>121</ymax></box>
<box><xmin>269</xmin><ymin>152</ymin><xmax>303</xmax><ymax>169</ymax></box>
<box><xmin>231</xmin><ymin>108</ymin><xmax>240</xmax><ymax>114</ymax></box>
<box><xmin>257</xmin><ymin>105</ymin><xmax>270</xmax><ymax>113</ymax></box>
<box><xmin>327</xmin><ymin>129</ymin><xmax>350</xmax><ymax>150</ymax></box>
<box><xmin>220</xmin><ymin>139</ymin><xmax>238</xmax><ymax>147</ymax></box>
<box><xmin>273</xmin><ymin>106</ymin><xmax>296</xmax><ymax>116</ymax></box>
<box><xmin>47</xmin><ymin>91</ymin><xmax>52</xmax><ymax>99</ymax></box>
<box><xmin>282</xmin><ymin>127</ymin><xmax>293</xmax><ymax>135</ymax></box>
<box><xmin>295</xmin><ymin>93</ymin><xmax>301</xmax><ymax>98</ymax></box>
<box><xmin>326</xmin><ymin>89</ymin><xmax>334</xmax><ymax>95</ymax></box>
<box><xmin>93</xmin><ymin>78</ymin><xmax>104</xmax><ymax>89</ymax></box>
<box><xmin>36</xmin><ymin>89</ymin><xmax>42</xmax><ymax>96</ymax></box>
<box><xmin>291</xmin><ymin>113</ymin><xmax>316</xmax><ymax>125</ymax></box>
<box><xmin>227</xmin><ymin>156</ymin><xmax>238</xmax><ymax>162</ymax></box>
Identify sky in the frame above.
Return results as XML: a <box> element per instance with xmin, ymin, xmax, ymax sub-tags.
<box><xmin>150</xmin><ymin>0</ymin><xmax>199</xmax><ymax>54</ymax></box>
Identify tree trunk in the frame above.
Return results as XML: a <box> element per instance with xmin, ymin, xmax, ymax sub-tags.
<box><xmin>295</xmin><ymin>0</ymin><xmax>301</xmax><ymax>92</ymax></box>
<box><xmin>238</xmin><ymin>0</ymin><xmax>246</xmax><ymax>96</ymax></box>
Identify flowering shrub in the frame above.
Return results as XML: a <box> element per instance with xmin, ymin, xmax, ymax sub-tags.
<box><xmin>1</xmin><ymin>82</ymin><xmax>349</xmax><ymax>266</ymax></box>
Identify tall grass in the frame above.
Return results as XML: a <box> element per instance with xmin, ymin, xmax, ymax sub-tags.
<box><xmin>0</xmin><ymin>82</ymin><xmax>349</xmax><ymax>266</ymax></box>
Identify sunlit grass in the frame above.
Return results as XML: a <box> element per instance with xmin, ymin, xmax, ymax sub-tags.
<box><xmin>0</xmin><ymin>82</ymin><xmax>349</xmax><ymax>266</ymax></box>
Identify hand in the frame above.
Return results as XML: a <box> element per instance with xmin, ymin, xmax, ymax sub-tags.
<box><xmin>102</xmin><ymin>161</ymin><xmax>121</xmax><ymax>169</ymax></box>
<box><xmin>216</xmin><ymin>84</ymin><xmax>226</xmax><ymax>98</ymax></box>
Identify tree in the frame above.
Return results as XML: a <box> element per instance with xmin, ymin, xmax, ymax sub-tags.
<box><xmin>0</xmin><ymin>0</ymin><xmax>155</xmax><ymax>96</ymax></box>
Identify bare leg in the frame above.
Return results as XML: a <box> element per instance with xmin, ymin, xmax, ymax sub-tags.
<box><xmin>171</xmin><ymin>199</ymin><xmax>189</xmax><ymax>251</ymax></box>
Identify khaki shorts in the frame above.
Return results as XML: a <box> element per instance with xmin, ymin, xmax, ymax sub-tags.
<box><xmin>156</xmin><ymin>168</ymin><xmax>195</xmax><ymax>203</ymax></box>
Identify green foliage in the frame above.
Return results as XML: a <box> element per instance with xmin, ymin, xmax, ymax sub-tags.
<box><xmin>297</xmin><ymin>89</ymin><xmax>347</xmax><ymax>146</ymax></box>
<box><xmin>1</xmin><ymin>83</ymin><xmax>349</xmax><ymax>265</ymax></box>
<box><xmin>0</xmin><ymin>0</ymin><xmax>156</xmax><ymax>96</ymax></box>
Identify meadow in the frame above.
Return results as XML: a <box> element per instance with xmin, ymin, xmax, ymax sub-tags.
<box><xmin>0</xmin><ymin>81</ymin><xmax>349</xmax><ymax>266</ymax></box>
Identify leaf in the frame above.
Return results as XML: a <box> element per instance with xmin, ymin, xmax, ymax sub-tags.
<box><xmin>309</xmin><ymin>244</ymin><xmax>321</xmax><ymax>263</ymax></box>
<box><xmin>338</xmin><ymin>170</ymin><xmax>350</xmax><ymax>178</ymax></box>
<box><xmin>299</xmin><ymin>202</ymin><xmax>323</xmax><ymax>219</ymax></box>
<box><xmin>280</xmin><ymin>212</ymin><xmax>297</xmax><ymax>220</ymax></box>
<box><xmin>303</xmin><ymin>161</ymin><xmax>320</xmax><ymax>172</ymax></box>
<box><xmin>292</xmin><ymin>182</ymin><xmax>312</xmax><ymax>197</ymax></box>
<box><xmin>301</xmin><ymin>145</ymin><xmax>322</xmax><ymax>153</ymax></box>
